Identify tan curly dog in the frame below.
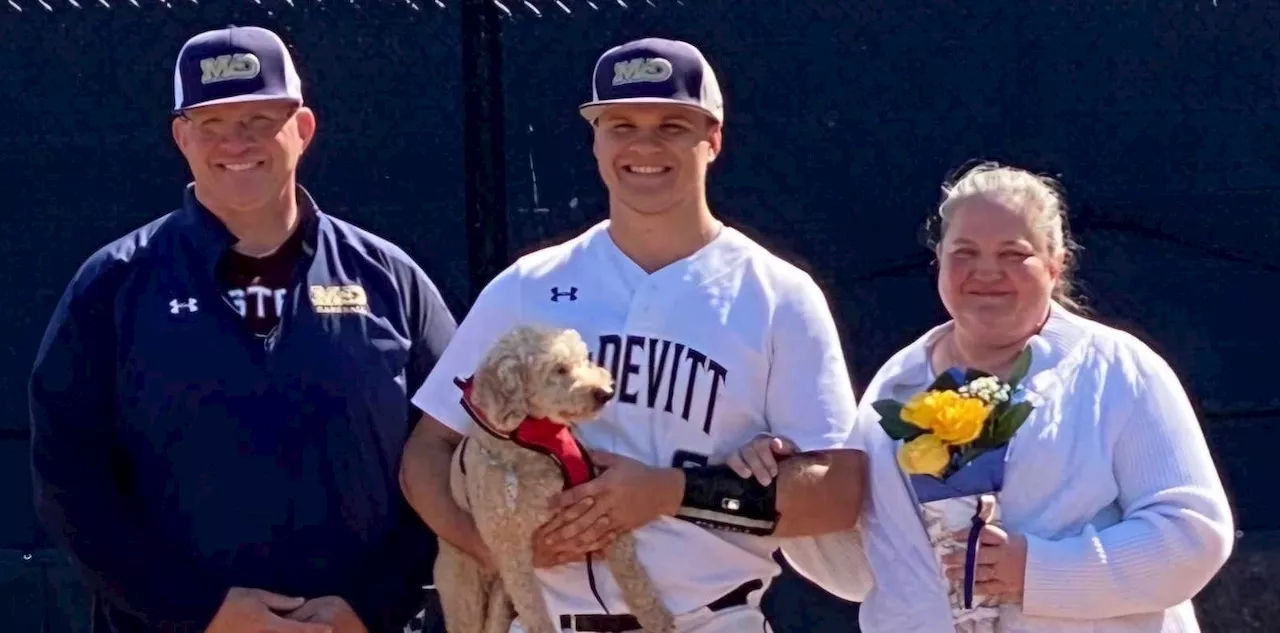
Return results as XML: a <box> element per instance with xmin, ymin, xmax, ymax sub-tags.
<box><xmin>434</xmin><ymin>324</ymin><xmax>675</xmax><ymax>633</ymax></box>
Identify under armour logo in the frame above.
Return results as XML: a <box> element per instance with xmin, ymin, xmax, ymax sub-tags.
<box><xmin>169</xmin><ymin>298</ymin><xmax>199</xmax><ymax>314</ymax></box>
<box><xmin>550</xmin><ymin>286</ymin><xmax>578</xmax><ymax>302</ymax></box>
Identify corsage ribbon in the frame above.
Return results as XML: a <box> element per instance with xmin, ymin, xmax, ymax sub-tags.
<box><xmin>962</xmin><ymin>497</ymin><xmax>994</xmax><ymax>609</ymax></box>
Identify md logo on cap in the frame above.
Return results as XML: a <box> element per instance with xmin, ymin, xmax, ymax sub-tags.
<box><xmin>200</xmin><ymin>53</ymin><xmax>262</xmax><ymax>85</ymax></box>
<box><xmin>612</xmin><ymin>57</ymin><xmax>673</xmax><ymax>86</ymax></box>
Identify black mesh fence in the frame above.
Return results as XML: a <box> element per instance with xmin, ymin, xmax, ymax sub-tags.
<box><xmin>2</xmin><ymin>1</ymin><xmax>1278</xmax><ymax>630</ymax></box>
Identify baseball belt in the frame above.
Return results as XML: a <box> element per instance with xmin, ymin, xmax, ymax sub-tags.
<box><xmin>557</xmin><ymin>578</ymin><xmax>764</xmax><ymax>632</ymax></box>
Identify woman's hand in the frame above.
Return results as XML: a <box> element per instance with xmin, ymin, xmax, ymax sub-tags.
<box><xmin>942</xmin><ymin>524</ymin><xmax>1028</xmax><ymax>602</ymax></box>
<box><xmin>725</xmin><ymin>434</ymin><xmax>799</xmax><ymax>486</ymax></box>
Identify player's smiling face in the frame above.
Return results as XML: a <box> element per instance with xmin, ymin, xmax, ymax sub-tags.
<box><xmin>592</xmin><ymin>104</ymin><xmax>721</xmax><ymax>215</ymax></box>
<box><xmin>172</xmin><ymin>99</ymin><xmax>315</xmax><ymax>214</ymax></box>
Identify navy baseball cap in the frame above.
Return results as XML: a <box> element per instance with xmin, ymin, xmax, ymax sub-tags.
<box><xmin>172</xmin><ymin>25</ymin><xmax>303</xmax><ymax>113</ymax></box>
<box><xmin>578</xmin><ymin>38</ymin><xmax>724</xmax><ymax>123</ymax></box>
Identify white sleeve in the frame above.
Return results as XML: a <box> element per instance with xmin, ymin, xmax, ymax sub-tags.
<box><xmin>1021</xmin><ymin>346</ymin><xmax>1235</xmax><ymax>618</ymax></box>
<box><xmin>775</xmin><ymin>367</ymin><xmax>891</xmax><ymax>605</ymax></box>
<box><xmin>764</xmin><ymin>273</ymin><xmax>861</xmax><ymax>453</ymax></box>
<box><xmin>409</xmin><ymin>266</ymin><xmax>523</xmax><ymax>434</ymax></box>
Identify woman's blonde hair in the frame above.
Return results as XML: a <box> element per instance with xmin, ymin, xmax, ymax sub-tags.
<box><xmin>934</xmin><ymin>161</ymin><xmax>1088</xmax><ymax>314</ymax></box>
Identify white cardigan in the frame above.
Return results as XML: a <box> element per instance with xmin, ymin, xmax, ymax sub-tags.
<box><xmin>847</xmin><ymin>304</ymin><xmax>1234</xmax><ymax>632</ymax></box>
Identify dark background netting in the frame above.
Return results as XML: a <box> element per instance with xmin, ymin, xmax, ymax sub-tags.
<box><xmin>1</xmin><ymin>1</ymin><xmax>1277</xmax><ymax>631</ymax></box>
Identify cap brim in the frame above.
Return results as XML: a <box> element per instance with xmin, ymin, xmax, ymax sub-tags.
<box><xmin>578</xmin><ymin>98</ymin><xmax>721</xmax><ymax>123</ymax></box>
<box><xmin>173</xmin><ymin>93</ymin><xmax>302</xmax><ymax>114</ymax></box>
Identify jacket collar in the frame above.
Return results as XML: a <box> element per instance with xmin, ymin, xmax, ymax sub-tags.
<box><xmin>887</xmin><ymin>301</ymin><xmax>1092</xmax><ymax>395</ymax></box>
<box><xmin>173</xmin><ymin>182</ymin><xmax>324</xmax><ymax>278</ymax></box>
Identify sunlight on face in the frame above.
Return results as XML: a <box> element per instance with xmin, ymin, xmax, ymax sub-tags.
<box><xmin>172</xmin><ymin>99</ymin><xmax>315</xmax><ymax>213</ymax></box>
<box><xmin>937</xmin><ymin>196</ymin><xmax>1062</xmax><ymax>345</ymax></box>
<box><xmin>591</xmin><ymin>103</ymin><xmax>721</xmax><ymax>216</ymax></box>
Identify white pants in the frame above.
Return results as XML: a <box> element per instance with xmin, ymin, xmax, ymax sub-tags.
<box><xmin>673</xmin><ymin>601</ymin><xmax>773</xmax><ymax>633</ymax></box>
<box><xmin>511</xmin><ymin>582</ymin><xmax>773</xmax><ymax>633</ymax></box>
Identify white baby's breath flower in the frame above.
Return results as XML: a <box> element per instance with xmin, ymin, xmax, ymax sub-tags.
<box><xmin>961</xmin><ymin>376</ymin><xmax>1010</xmax><ymax>405</ymax></box>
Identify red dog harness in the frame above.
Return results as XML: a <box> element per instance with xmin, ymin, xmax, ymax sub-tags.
<box><xmin>454</xmin><ymin>376</ymin><xmax>595</xmax><ymax>489</ymax></box>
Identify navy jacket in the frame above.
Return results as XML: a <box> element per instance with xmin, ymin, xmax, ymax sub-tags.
<box><xmin>28</xmin><ymin>185</ymin><xmax>457</xmax><ymax>633</ymax></box>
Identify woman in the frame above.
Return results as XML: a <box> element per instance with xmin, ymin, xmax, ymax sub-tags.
<box><xmin>737</xmin><ymin>162</ymin><xmax>1234</xmax><ymax>631</ymax></box>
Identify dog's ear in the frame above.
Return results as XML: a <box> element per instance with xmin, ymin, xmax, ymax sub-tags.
<box><xmin>472</xmin><ymin>350</ymin><xmax>530</xmax><ymax>431</ymax></box>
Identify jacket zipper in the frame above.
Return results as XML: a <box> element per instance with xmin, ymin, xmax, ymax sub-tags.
<box><xmin>263</xmin><ymin>239</ymin><xmax>317</xmax><ymax>361</ymax></box>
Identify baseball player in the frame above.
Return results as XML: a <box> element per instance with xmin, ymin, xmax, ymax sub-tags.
<box><xmin>400</xmin><ymin>38</ymin><xmax>867</xmax><ymax>632</ymax></box>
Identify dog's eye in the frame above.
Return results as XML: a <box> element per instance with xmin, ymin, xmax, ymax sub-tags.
<box><xmin>556</xmin><ymin>365</ymin><xmax>569</xmax><ymax>375</ymax></box>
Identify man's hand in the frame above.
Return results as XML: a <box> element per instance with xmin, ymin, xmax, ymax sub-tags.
<box><xmin>285</xmin><ymin>596</ymin><xmax>369</xmax><ymax>633</ymax></box>
<box><xmin>530</xmin><ymin>500</ymin><xmax>616</xmax><ymax>568</ymax></box>
<box><xmin>205</xmin><ymin>587</ymin><xmax>334</xmax><ymax>633</ymax></box>
<box><xmin>539</xmin><ymin>451</ymin><xmax>683</xmax><ymax>559</ymax></box>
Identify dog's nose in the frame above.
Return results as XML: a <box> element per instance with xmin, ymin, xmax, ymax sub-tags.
<box><xmin>593</xmin><ymin>387</ymin><xmax>614</xmax><ymax>405</ymax></box>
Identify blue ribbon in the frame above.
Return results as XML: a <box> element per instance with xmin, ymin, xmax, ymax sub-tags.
<box><xmin>963</xmin><ymin>506</ymin><xmax>988</xmax><ymax>609</ymax></box>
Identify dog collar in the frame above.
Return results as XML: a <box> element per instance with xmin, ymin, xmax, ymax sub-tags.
<box><xmin>454</xmin><ymin>376</ymin><xmax>595</xmax><ymax>488</ymax></box>
<box><xmin>455</xmin><ymin>376</ymin><xmax>523</xmax><ymax>440</ymax></box>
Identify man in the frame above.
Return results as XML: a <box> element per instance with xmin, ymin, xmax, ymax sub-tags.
<box><xmin>29</xmin><ymin>26</ymin><xmax>455</xmax><ymax>633</ymax></box>
<box><xmin>399</xmin><ymin>37</ymin><xmax>868</xmax><ymax>632</ymax></box>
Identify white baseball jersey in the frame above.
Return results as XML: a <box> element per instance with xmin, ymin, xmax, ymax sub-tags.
<box><xmin>412</xmin><ymin>219</ymin><xmax>861</xmax><ymax>619</ymax></box>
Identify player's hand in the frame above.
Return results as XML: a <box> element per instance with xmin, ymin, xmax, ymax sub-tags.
<box><xmin>205</xmin><ymin>587</ymin><xmax>334</xmax><ymax>633</ymax></box>
<box><xmin>541</xmin><ymin>451</ymin><xmax>683</xmax><ymax>554</ymax></box>
<box><xmin>531</xmin><ymin>511</ymin><xmax>613</xmax><ymax>568</ymax></box>
<box><xmin>724</xmin><ymin>434</ymin><xmax>798</xmax><ymax>486</ymax></box>
<box><xmin>284</xmin><ymin>596</ymin><xmax>368</xmax><ymax>633</ymax></box>
<box><xmin>941</xmin><ymin>524</ymin><xmax>1028</xmax><ymax>602</ymax></box>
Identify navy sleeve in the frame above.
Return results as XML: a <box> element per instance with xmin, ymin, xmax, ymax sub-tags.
<box><xmin>28</xmin><ymin>255</ymin><xmax>229</xmax><ymax>631</ymax></box>
<box><xmin>343</xmin><ymin>499</ymin><xmax>442</xmax><ymax>633</ymax></box>
<box><xmin>344</xmin><ymin>260</ymin><xmax>457</xmax><ymax>631</ymax></box>
<box><xmin>403</xmin><ymin>264</ymin><xmax>459</xmax><ymax>414</ymax></box>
